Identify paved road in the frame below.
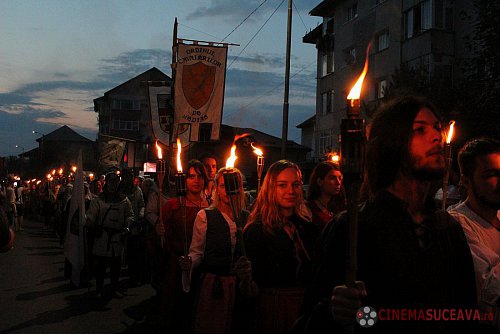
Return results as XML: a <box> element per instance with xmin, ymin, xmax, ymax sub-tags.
<box><xmin>0</xmin><ymin>217</ymin><xmax>160</xmax><ymax>334</ymax></box>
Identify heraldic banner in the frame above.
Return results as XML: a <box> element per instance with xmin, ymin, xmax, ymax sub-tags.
<box><xmin>174</xmin><ymin>42</ymin><xmax>228</xmax><ymax>142</ymax></box>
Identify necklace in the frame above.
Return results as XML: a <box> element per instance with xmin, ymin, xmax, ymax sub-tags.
<box><xmin>315</xmin><ymin>199</ymin><xmax>333</xmax><ymax>216</ymax></box>
<box><xmin>186</xmin><ymin>197</ymin><xmax>203</xmax><ymax>208</ymax></box>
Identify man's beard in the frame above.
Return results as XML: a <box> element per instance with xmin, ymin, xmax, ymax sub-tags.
<box><xmin>406</xmin><ymin>156</ymin><xmax>445</xmax><ymax>181</ymax></box>
<box><xmin>472</xmin><ymin>186</ymin><xmax>500</xmax><ymax>210</ymax></box>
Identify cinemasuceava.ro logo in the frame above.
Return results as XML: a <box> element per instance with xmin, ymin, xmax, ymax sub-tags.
<box><xmin>356</xmin><ymin>306</ymin><xmax>378</xmax><ymax>327</ymax></box>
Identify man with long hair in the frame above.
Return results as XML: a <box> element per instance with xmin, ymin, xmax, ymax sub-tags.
<box><xmin>299</xmin><ymin>95</ymin><xmax>478</xmax><ymax>333</ymax></box>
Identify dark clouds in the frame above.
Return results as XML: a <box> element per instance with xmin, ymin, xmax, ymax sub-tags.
<box><xmin>0</xmin><ymin>44</ymin><xmax>315</xmax><ymax>155</ymax></box>
<box><xmin>186</xmin><ymin>0</ymin><xmax>320</xmax><ymax>22</ymax></box>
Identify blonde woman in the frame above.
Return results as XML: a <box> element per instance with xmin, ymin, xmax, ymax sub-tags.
<box><xmin>243</xmin><ymin>160</ymin><xmax>319</xmax><ymax>334</ymax></box>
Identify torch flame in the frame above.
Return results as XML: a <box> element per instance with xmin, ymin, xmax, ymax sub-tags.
<box><xmin>226</xmin><ymin>145</ymin><xmax>237</xmax><ymax>168</ymax></box>
<box><xmin>225</xmin><ymin>133</ymin><xmax>251</xmax><ymax>168</ymax></box>
<box><xmin>176</xmin><ymin>138</ymin><xmax>183</xmax><ymax>173</ymax></box>
<box><xmin>71</xmin><ymin>166</ymin><xmax>77</xmax><ymax>172</ymax></box>
<box><xmin>155</xmin><ymin>140</ymin><xmax>163</xmax><ymax>160</ymax></box>
<box><xmin>51</xmin><ymin>169</ymin><xmax>56</xmax><ymax>175</ymax></box>
<box><xmin>446</xmin><ymin>120</ymin><xmax>455</xmax><ymax>144</ymax></box>
<box><xmin>58</xmin><ymin>168</ymin><xmax>63</xmax><ymax>175</ymax></box>
<box><xmin>346</xmin><ymin>42</ymin><xmax>372</xmax><ymax>103</ymax></box>
<box><xmin>251</xmin><ymin>143</ymin><xmax>263</xmax><ymax>157</ymax></box>
<box><xmin>331</xmin><ymin>153</ymin><xmax>340</xmax><ymax>163</ymax></box>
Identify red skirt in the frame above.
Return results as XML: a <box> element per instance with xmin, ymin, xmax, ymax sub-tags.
<box><xmin>255</xmin><ymin>286</ymin><xmax>305</xmax><ymax>334</ymax></box>
<box><xmin>194</xmin><ymin>273</ymin><xmax>236</xmax><ymax>334</ymax></box>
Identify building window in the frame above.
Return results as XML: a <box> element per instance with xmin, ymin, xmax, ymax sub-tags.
<box><xmin>111</xmin><ymin>119</ymin><xmax>139</xmax><ymax>131</ymax></box>
<box><xmin>347</xmin><ymin>3</ymin><xmax>358</xmax><ymax>22</ymax></box>
<box><xmin>377</xmin><ymin>79</ymin><xmax>387</xmax><ymax>99</ymax></box>
<box><xmin>405</xmin><ymin>0</ymin><xmax>432</xmax><ymax>39</ymax></box>
<box><xmin>344</xmin><ymin>47</ymin><xmax>356</xmax><ymax>65</ymax></box>
<box><xmin>321</xmin><ymin>90</ymin><xmax>335</xmax><ymax>115</ymax></box>
<box><xmin>320</xmin><ymin>51</ymin><xmax>334</xmax><ymax>77</ymax></box>
<box><xmin>112</xmin><ymin>99</ymin><xmax>140</xmax><ymax>110</ymax></box>
<box><xmin>322</xmin><ymin>16</ymin><xmax>334</xmax><ymax>36</ymax></box>
<box><xmin>318</xmin><ymin>130</ymin><xmax>334</xmax><ymax>156</ymax></box>
<box><xmin>377</xmin><ymin>30</ymin><xmax>390</xmax><ymax>51</ymax></box>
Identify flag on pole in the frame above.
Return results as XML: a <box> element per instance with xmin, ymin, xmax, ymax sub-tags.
<box><xmin>174</xmin><ymin>42</ymin><xmax>228</xmax><ymax>142</ymax></box>
<box><xmin>64</xmin><ymin>149</ymin><xmax>86</xmax><ymax>287</ymax></box>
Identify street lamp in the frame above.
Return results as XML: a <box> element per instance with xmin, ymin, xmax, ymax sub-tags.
<box><xmin>32</xmin><ymin>130</ymin><xmax>46</xmax><ymax>169</ymax></box>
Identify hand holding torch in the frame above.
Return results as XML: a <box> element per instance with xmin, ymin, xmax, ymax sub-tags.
<box><xmin>174</xmin><ymin>138</ymin><xmax>191</xmax><ymax>293</ymax></box>
<box><xmin>341</xmin><ymin>43</ymin><xmax>370</xmax><ymax>287</ymax></box>
<box><xmin>224</xmin><ymin>138</ymin><xmax>247</xmax><ymax>257</ymax></box>
<box><xmin>156</xmin><ymin>141</ymin><xmax>166</xmax><ymax>249</ymax></box>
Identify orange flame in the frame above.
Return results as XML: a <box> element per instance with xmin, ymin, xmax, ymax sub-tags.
<box><xmin>71</xmin><ymin>166</ymin><xmax>77</xmax><ymax>172</ymax></box>
<box><xmin>58</xmin><ymin>168</ymin><xmax>63</xmax><ymax>175</ymax></box>
<box><xmin>51</xmin><ymin>169</ymin><xmax>56</xmax><ymax>175</ymax></box>
<box><xmin>176</xmin><ymin>138</ymin><xmax>183</xmax><ymax>173</ymax></box>
<box><xmin>225</xmin><ymin>133</ymin><xmax>251</xmax><ymax>168</ymax></box>
<box><xmin>446</xmin><ymin>120</ymin><xmax>455</xmax><ymax>144</ymax></box>
<box><xmin>347</xmin><ymin>42</ymin><xmax>372</xmax><ymax>102</ymax></box>
<box><xmin>155</xmin><ymin>140</ymin><xmax>163</xmax><ymax>160</ymax></box>
<box><xmin>331</xmin><ymin>153</ymin><xmax>340</xmax><ymax>163</ymax></box>
<box><xmin>251</xmin><ymin>143</ymin><xmax>263</xmax><ymax>157</ymax></box>
<box><xmin>46</xmin><ymin>173</ymin><xmax>51</xmax><ymax>179</ymax></box>
<box><xmin>226</xmin><ymin>145</ymin><xmax>237</xmax><ymax>168</ymax></box>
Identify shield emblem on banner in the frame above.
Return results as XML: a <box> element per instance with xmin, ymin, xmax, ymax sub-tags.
<box><xmin>182</xmin><ymin>62</ymin><xmax>216</xmax><ymax>110</ymax></box>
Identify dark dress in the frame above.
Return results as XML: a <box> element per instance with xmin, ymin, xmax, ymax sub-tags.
<box><xmin>244</xmin><ymin>214</ymin><xmax>319</xmax><ymax>334</ymax></box>
<box><xmin>299</xmin><ymin>190</ymin><xmax>479</xmax><ymax>334</ymax></box>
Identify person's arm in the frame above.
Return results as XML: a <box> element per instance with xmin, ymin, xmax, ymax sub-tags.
<box><xmin>451</xmin><ymin>212</ymin><xmax>499</xmax><ymax>307</ymax></box>
<box><xmin>188</xmin><ymin>209</ymin><xmax>208</xmax><ymax>270</ymax></box>
<box><xmin>137</xmin><ymin>188</ymin><xmax>145</xmax><ymax>220</ymax></box>
<box><xmin>145</xmin><ymin>191</ymin><xmax>159</xmax><ymax>226</ymax></box>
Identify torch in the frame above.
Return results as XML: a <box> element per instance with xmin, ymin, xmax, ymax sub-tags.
<box><xmin>223</xmin><ymin>135</ymin><xmax>248</xmax><ymax>257</ymax></box>
<box><xmin>442</xmin><ymin>121</ymin><xmax>455</xmax><ymax>210</ymax></box>
<box><xmin>173</xmin><ymin>138</ymin><xmax>190</xmax><ymax>293</ymax></box>
<box><xmin>251</xmin><ymin>143</ymin><xmax>264</xmax><ymax>196</ymax></box>
<box><xmin>340</xmin><ymin>43</ymin><xmax>370</xmax><ymax>287</ymax></box>
<box><xmin>155</xmin><ymin>141</ymin><xmax>166</xmax><ymax>249</ymax></box>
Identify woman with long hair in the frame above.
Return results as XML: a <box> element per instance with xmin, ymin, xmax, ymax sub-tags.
<box><xmin>158</xmin><ymin>159</ymin><xmax>209</xmax><ymax>333</ymax></box>
<box><xmin>187</xmin><ymin>166</ymin><xmax>250</xmax><ymax>334</ymax></box>
<box><xmin>306</xmin><ymin>161</ymin><xmax>345</xmax><ymax>231</ymax></box>
<box><xmin>243</xmin><ymin>160</ymin><xmax>319</xmax><ymax>334</ymax></box>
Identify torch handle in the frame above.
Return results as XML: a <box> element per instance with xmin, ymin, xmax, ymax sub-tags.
<box><xmin>442</xmin><ymin>145</ymin><xmax>453</xmax><ymax>210</ymax></box>
<box><xmin>228</xmin><ymin>194</ymin><xmax>246</xmax><ymax>258</ymax></box>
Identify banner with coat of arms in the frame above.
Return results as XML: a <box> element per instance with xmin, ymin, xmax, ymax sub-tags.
<box><xmin>174</xmin><ymin>42</ymin><xmax>228</xmax><ymax>142</ymax></box>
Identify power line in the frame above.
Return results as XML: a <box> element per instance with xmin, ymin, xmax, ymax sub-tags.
<box><xmin>224</xmin><ymin>59</ymin><xmax>316</xmax><ymax>118</ymax></box>
<box><xmin>293</xmin><ymin>0</ymin><xmax>309</xmax><ymax>31</ymax></box>
<box><xmin>220</xmin><ymin>0</ymin><xmax>269</xmax><ymax>43</ymax></box>
<box><xmin>177</xmin><ymin>22</ymin><xmax>223</xmax><ymax>41</ymax></box>
<box><xmin>227</xmin><ymin>0</ymin><xmax>286</xmax><ymax>69</ymax></box>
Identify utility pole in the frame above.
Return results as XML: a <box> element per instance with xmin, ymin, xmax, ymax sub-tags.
<box><xmin>281</xmin><ymin>0</ymin><xmax>292</xmax><ymax>159</ymax></box>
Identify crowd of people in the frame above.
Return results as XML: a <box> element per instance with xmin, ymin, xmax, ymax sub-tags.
<box><xmin>0</xmin><ymin>94</ymin><xmax>498</xmax><ymax>333</ymax></box>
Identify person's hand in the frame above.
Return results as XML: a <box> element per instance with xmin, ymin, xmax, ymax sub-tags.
<box><xmin>155</xmin><ymin>222</ymin><xmax>165</xmax><ymax>237</ymax></box>
<box><xmin>233</xmin><ymin>256</ymin><xmax>253</xmax><ymax>283</ymax></box>
<box><xmin>178</xmin><ymin>255</ymin><xmax>192</xmax><ymax>271</ymax></box>
<box><xmin>330</xmin><ymin>281</ymin><xmax>367</xmax><ymax>326</ymax></box>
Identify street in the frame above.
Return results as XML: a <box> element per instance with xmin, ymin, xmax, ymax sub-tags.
<box><xmin>0</xmin><ymin>217</ymin><xmax>159</xmax><ymax>334</ymax></box>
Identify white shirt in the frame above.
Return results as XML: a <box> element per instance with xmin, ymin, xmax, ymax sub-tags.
<box><xmin>448</xmin><ymin>202</ymin><xmax>500</xmax><ymax>328</ymax></box>
<box><xmin>188</xmin><ymin>208</ymin><xmax>237</xmax><ymax>270</ymax></box>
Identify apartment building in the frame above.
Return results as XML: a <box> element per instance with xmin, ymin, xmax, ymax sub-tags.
<box><xmin>302</xmin><ymin>0</ymin><xmax>474</xmax><ymax>159</ymax></box>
